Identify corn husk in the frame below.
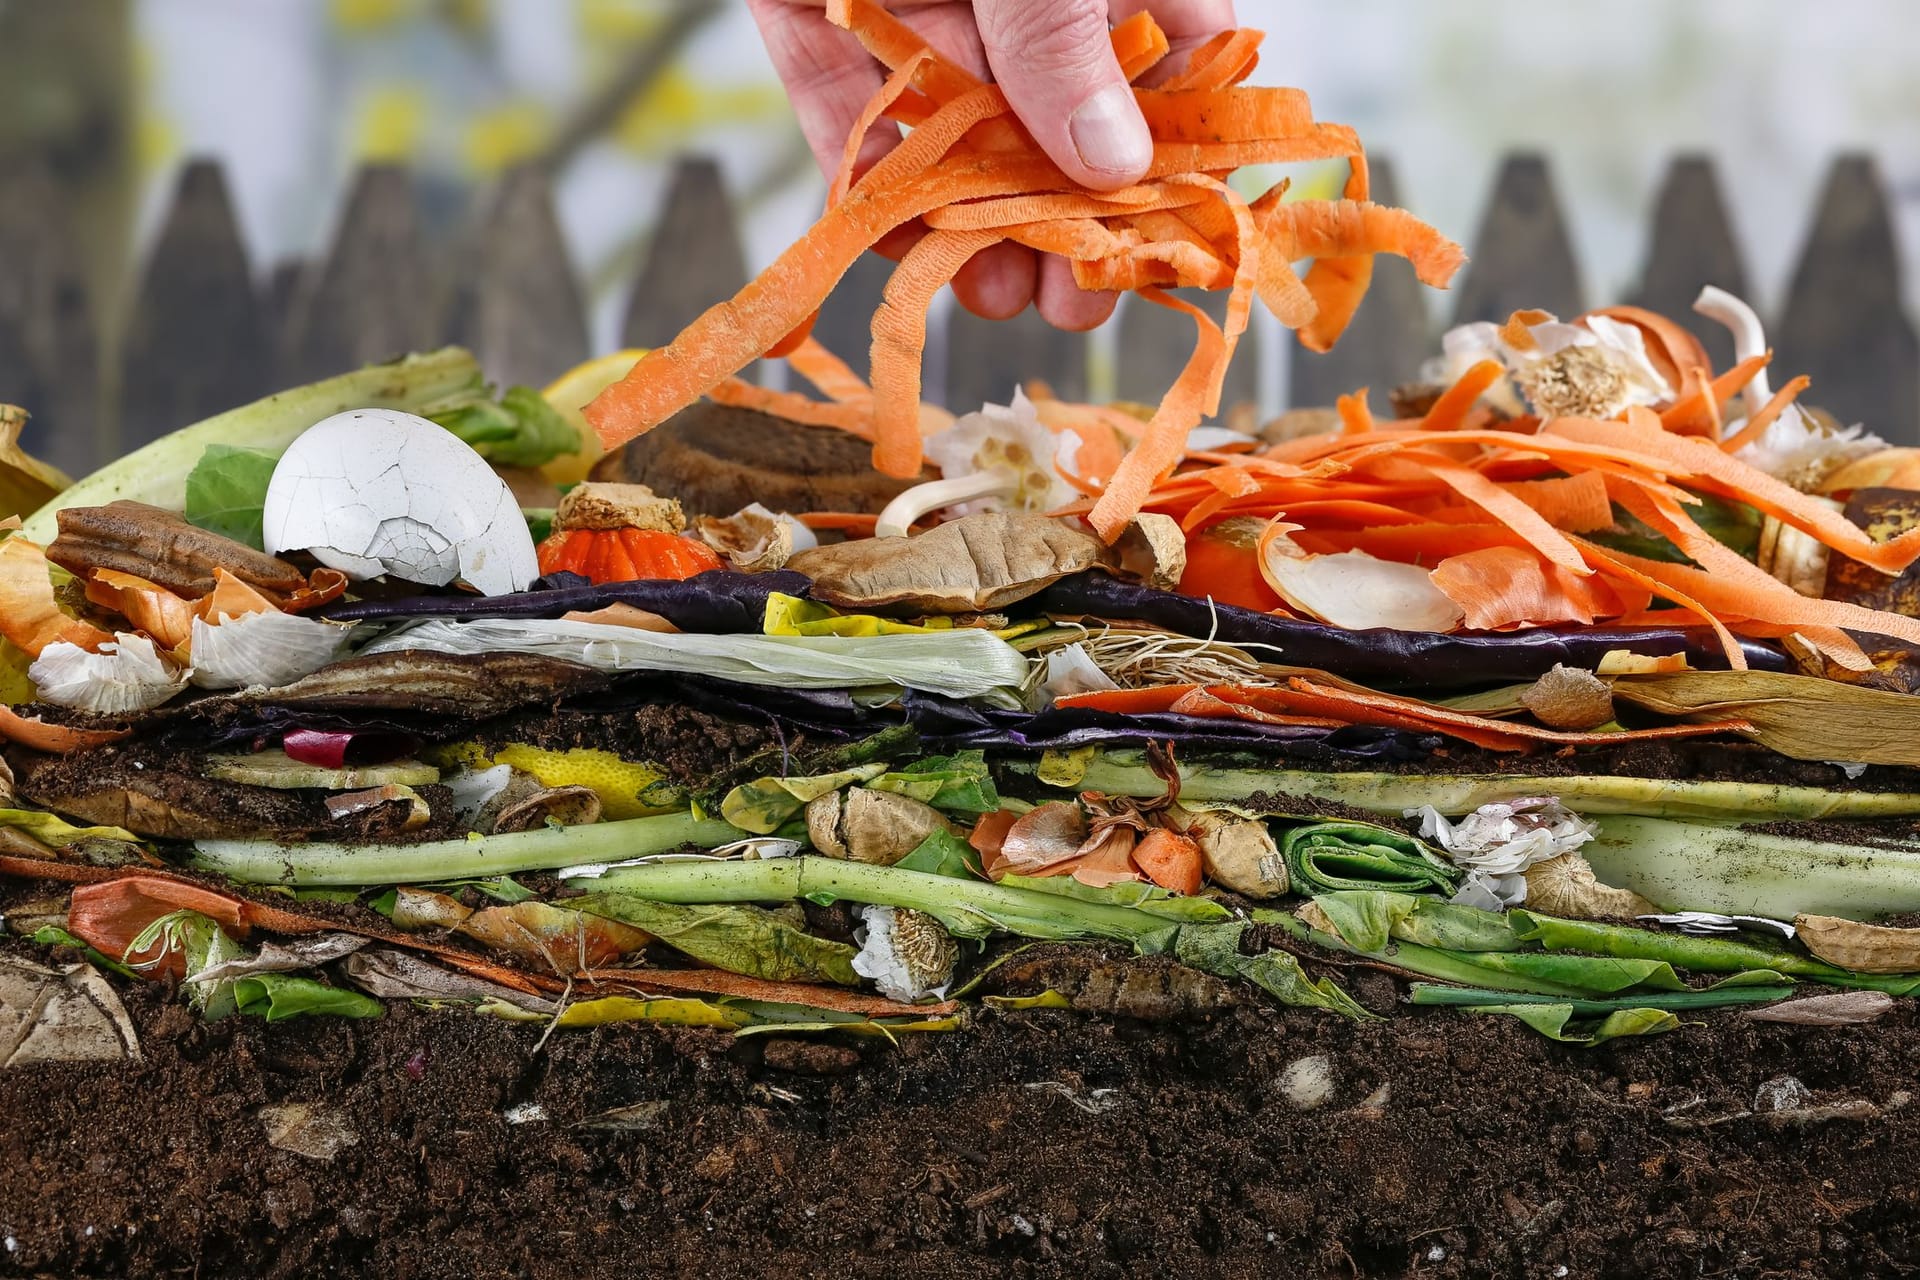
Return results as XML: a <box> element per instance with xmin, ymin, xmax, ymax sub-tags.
<box><xmin>1611</xmin><ymin>668</ymin><xmax>1920</xmax><ymax>767</ymax></box>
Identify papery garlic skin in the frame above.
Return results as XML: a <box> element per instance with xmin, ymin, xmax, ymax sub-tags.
<box><xmin>29</xmin><ymin>632</ymin><xmax>188</xmax><ymax>713</ymax></box>
<box><xmin>1411</xmin><ymin>797</ymin><xmax>1597</xmax><ymax>910</ymax></box>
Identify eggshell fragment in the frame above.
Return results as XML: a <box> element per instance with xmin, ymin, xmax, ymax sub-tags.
<box><xmin>262</xmin><ymin>409</ymin><xmax>538</xmax><ymax>597</ymax></box>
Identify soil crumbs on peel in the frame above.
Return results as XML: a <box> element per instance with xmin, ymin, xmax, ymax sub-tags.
<box><xmin>3</xmin><ymin>937</ymin><xmax>1918</xmax><ymax>1279</ymax></box>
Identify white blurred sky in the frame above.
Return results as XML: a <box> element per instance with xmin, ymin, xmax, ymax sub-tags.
<box><xmin>134</xmin><ymin>0</ymin><xmax>1920</xmax><ymax>362</ymax></box>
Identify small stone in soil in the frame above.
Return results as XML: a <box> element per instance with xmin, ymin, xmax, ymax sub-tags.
<box><xmin>259</xmin><ymin>1103</ymin><xmax>360</xmax><ymax>1162</ymax></box>
<box><xmin>1754</xmin><ymin>1076</ymin><xmax>1812</xmax><ymax>1113</ymax></box>
<box><xmin>1277</xmin><ymin>1055</ymin><xmax>1338</xmax><ymax>1111</ymax></box>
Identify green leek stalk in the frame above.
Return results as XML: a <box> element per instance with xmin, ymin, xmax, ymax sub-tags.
<box><xmin>1583</xmin><ymin>816</ymin><xmax>1920</xmax><ymax>921</ymax></box>
<box><xmin>1043</xmin><ymin>752</ymin><xmax>1920</xmax><ymax>821</ymax></box>
<box><xmin>21</xmin><ymin>348</ymin><xmax>484</xmax><ymax>543</ymax></box>
<box><xmin>194</xmin><ymin>811</ymin><xmax>745</xmax><ymax>886</ymax></box>
<box><xmin>573</xmin><ymin>857</ymin><xmax>1224</xmax><ymax>946</ymax></box>
<box><xmin>1510</xmin><ymin>909</ymin><xmax>1920</xmax><ymax>995</ymax></box>
<box><xmin>1406</xmin><ymin>984</ymin><xmax>1792</xmax><ymax>1015</ymax></box>
<box><xmin>1256</xmin><ymin>908</ymin><xmax>1591</xmax><ymax>996</ymax></box>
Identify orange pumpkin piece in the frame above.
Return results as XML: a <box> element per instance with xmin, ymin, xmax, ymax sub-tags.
<box><xmin>1133</xmin><ymin>828</ymin><xmax>1203</xmax><ymax>896</ymax></box>
<box><xmin>536</xmin><ymin>527</ymin><xmax>722</xmax><ymax>585</ymax></box>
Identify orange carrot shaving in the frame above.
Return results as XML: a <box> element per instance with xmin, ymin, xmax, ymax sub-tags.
<box><xmin>1161</xmin><ymin>28</ymin><xmax>1264</xmax><ymax>90</ymax></box>
<box><xmin>796</xmin><ymin>512</ymin><xmax>881</xmax><ymax>536</ymax></box>
<box><xmin>1547</xmin><ymin>414</ymin><xmax>1920</xmax><ymax>575</ymax></box>
<box><xmin>1611</xmin><ymin>483</ymin><xmax>1920</xmax><ymax>660</ymax></box>
<box><xmin>1088</xmin><ymin>288</ymin><xmax>1229</xmax><ymax>541</ymax></box>
<box><xmin>1417</xmin><ymin>458</ymin><xmax>1589</xmax><ymax>574</ymax></box>
<box><xmin>784</xmin><ymin>337</ymin><xmax>873</xmax><ymax>405</ymax></box>
<box><xmin>1336</xmin><ymin>390</ymin><xmax>1375</xmax><ymax>435</ymax></box>
<box><xmin>1112</xmin><ymin>10</ymin><xmax>1172</xmax><ymax>81</ymax></box>
<box><xmin>1419</xmin><ymin>359</ymin><xmax>1505</xmax><ymax>433</ymax></box>
<box><xmin>1430</xmin><ymin>546</ymin><xmax>1616</xmax><ymax>630</ymax></box>
<box><xmin>707</xmin><ymin>377</ymin><xmax>876</xmax><ymax>439</ymax></box>
<box><xmin>871</xmin><ymin>228</ymin><xmax>1006</xmax><ymax>475</ymax></box>
<box><xmin>1719</xmin><ymin>375</ymin><xmax>1811</xmax><ymax>453</ymax></box>
<box><xmin>1498</xmin><ymin>308</ymin><xmax>1555</xmax><ymax>351</ymax></box>
<box><xmin>582</xmin><ymin>5</ymin><xmax>1460</xmax><ymax>519</ymax></box>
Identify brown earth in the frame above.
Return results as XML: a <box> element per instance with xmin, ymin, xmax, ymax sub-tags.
<box><xmin>4</xmin><ymin>929</ymin><xmax>1917</xmax><ymax>1280</ymax></box>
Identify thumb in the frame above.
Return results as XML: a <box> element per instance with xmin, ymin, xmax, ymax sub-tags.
<box><xmin>976</xmin><ymin>0</ymin><xmax>1152</xmax><ymax>190</ymax></box>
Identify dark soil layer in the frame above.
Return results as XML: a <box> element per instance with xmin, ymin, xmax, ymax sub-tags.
<box><xmin>4</xmin><ymin>936</ymin><xmax>1917</xmax><ymax>1280</ymax></box>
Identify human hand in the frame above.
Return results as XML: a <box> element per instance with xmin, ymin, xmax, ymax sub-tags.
<box><xmin>748</xmin><ymin>0</ymin><xmax>1237</xmax><ymax>331</ymax></box>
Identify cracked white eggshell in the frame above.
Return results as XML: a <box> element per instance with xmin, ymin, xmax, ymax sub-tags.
<box><xmin>261</xmin><ymin>409</ymin><xmax>538</xmax><ymax>596</ymax></box>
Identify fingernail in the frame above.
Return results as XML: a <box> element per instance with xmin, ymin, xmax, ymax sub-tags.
<box><xmin>1069</xmin><ymin>84</ymin><xmax>1152</xmax><ymax>179</ymax></box>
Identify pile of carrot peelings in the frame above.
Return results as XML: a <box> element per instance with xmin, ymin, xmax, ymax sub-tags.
<box><xmin>1065</xmin><ymin>306</ymin><xmax>1920</xmax><ymax>675</ymax></box>
<box><xmin>583</xmin><ymin>0</ymin><xmax>1464</xmax><ymax>541</ymax></box>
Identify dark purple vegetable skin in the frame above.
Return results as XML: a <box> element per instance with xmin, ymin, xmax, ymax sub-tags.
<box><xmin>319</xmin><ymin>569</ymin><xmax>810</xmax><ymax>633</ymax></box>
<box><xmin>1032</xmin><ymin>575</ymin><xmax>1790</xmax><ymax>688</ymax></box>
<box><xmin>900</xmin><ymin>692</ymin><xmax>1439</xmax><ymax>759</ymax></box>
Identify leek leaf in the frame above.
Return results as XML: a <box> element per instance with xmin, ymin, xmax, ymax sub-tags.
<box><xmin>1172</xmin><ymin>921</ymin><xmax>1376</xmax><ymax>1020</ymax></box>
<box><xmin>571</xmin><ymin>895</ymin><xmax>862</xmax><ymax>986</ymax></box>
<box><xmin>1510</xmin><ymin>910</ymin><xmax>1920</xmax><ymax>995</ymax></box>
<box><xmin>233</xmin><ymin>973</ymin><xmax>383</xmax><ymax>1022</ymax></box>
<box><xmin>868</xmin><ymin>750</ymin><xmax>999</xmax><ymax>815</ymax></box>
<box><xmin>21</xmin><ymin>347</ymin><xmax>484</xmax><ymax>543</ymax></box>
<box><xmin>893</xmin><ymin>828</ymin><xmax>983</xmax><ymax>880</ymax></box>
<box><xmin>1279</xmin><ymin>821</ymin><xmax>1459</xmax><ymax>895</ymax></box>
<box><xmin>182</xmin><ymin>444</ymin><xmax>278</xmax><ymax>548</ymax></box>
<box><xmin>1462</xmin><ymin>1002</ymin><xmax>1679</xmax><ymax>1045</ymax></box>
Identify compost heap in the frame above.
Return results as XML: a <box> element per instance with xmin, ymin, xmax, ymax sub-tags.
<box><xmin>9</xmin><ymin>9</ymin><xmax>1920</xmax><ymax>1047</ymax></box>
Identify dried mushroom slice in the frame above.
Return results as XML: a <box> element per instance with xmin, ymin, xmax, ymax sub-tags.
<box><xmin>591</xmin><ymin>401</ymin><xmax>930</xmax><ymax>518</ymax></box>
<box><xmin>49</xmin><ymin>501</ymin><xmax>309</xmax><ymax>598</ymax></box>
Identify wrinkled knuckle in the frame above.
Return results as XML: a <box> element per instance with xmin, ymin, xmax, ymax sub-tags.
<box><xmin>982</xmin><ymin>0</ymin><xmax>1112</xmax><ymax>70</ymax></box>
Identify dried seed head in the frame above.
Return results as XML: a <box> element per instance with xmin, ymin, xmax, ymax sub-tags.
<box><xmin>1516</xmin><ymin>345</ymin><xmax>1631</xmax><ymax>420</ymax></box>
<box><xmin>1519</xmin><ymin>664</ymin><xmax>1615</xmax><ymax>731</ymax></box>
<box><xmin>1521</xmin><ymin>851</ymin><xmax>1658</xmax><ymax>921</ymax></box>
<box><xmin>852</xmin><ymin>905</ymin><xmax>957</xmax><ymax>1002</ymax></box>
<box><xmin>555</xmin><ymin>482</ymin><xmax>686</xmax><ymax>534</ymax></box>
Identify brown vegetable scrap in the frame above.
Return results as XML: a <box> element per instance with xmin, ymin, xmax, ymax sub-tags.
<box><xmin>48</xmin><ymin>501</ymin><xmax>309</xmax><ymax>598</ymax></box>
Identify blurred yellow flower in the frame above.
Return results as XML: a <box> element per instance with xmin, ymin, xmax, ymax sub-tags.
<box><xmin>613</xmin><ymin>68</ymin><xmax>783</xmax><ymax>155</ymax></box>
<box><xmin>136</xmin><ymin>116</ymin><xmax>179</xmax><ymax>174</ymax></box>
<box><xmin>332</xmin><ymin>0</ymin><xmax>415</xmax><ymax>34</ymax></box>
<box><xmin>355</xmin><ymin>86</ymin><xmax>428</xmax><ymax>161</ymax></box>
<box><xmin>463</xmin><ymin>100</ymin><xmax>552</xmax><ymax>174</ymax></box>
<box><xmin>577</xmin><ymin>0</ymin><xmax>663</xmax><ymax>45</ymax></box>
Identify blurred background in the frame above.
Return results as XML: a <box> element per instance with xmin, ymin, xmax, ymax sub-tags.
<box><xmin>2</xmin><ymin>0</ymin><xmax>1917</xmax><ymax>471</ymax></box>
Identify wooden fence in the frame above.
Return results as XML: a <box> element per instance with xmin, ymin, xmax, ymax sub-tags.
<box><xmin>0</xmin><ymin>149</ymin><xmax>1915</xmax><ymax>478</ymax></box>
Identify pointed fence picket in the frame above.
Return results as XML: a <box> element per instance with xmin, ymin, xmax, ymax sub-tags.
<box><xmin>2</xmin><ymin>148</ymin><xmax>1917</xmax><ymax>480</ymax></box>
